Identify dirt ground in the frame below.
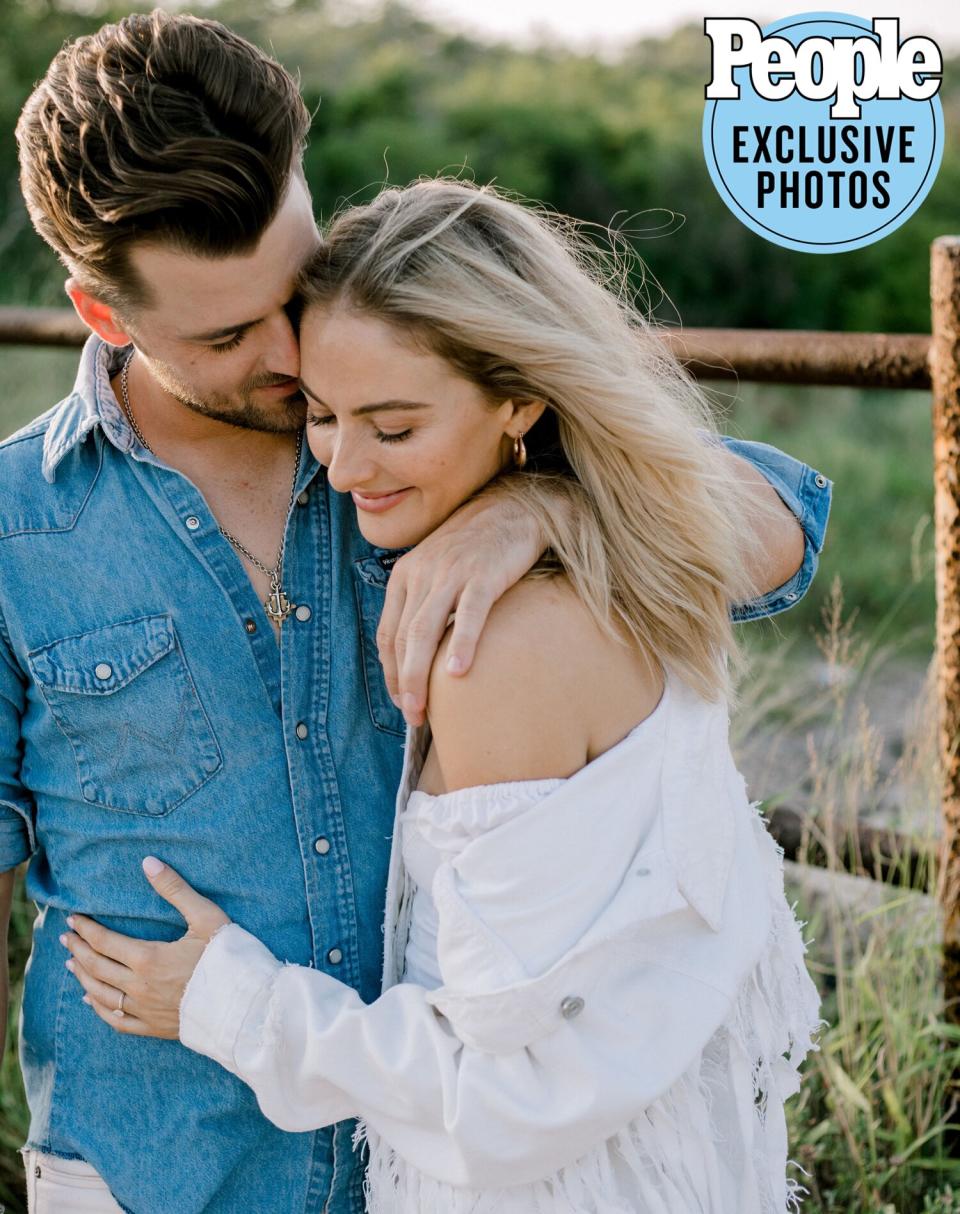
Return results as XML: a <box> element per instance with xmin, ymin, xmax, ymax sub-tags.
<box><xmin>734</xmin><ymin>650</ymin><xmax>936</xmax><ymax>839</ymax></box>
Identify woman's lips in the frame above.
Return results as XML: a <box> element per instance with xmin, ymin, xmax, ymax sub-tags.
<box><xmin>351</xmin><ymin>487</ymin><xmax>413</xmax><ymax>513</ymax></box>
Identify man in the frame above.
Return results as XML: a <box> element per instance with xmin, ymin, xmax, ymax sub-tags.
<box><xmin>0</xmin><ymin>10</ymin><xmax>831</xmax><ymax>1213</ymax></box>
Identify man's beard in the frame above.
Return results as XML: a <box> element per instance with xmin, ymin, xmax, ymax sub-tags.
<box><xmin>149</xmin><ymin>358</ymin><xmax>308</xmax><ymax>434</ymax></box>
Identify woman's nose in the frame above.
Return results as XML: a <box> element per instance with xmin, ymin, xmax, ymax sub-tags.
<box><xmin>325</xmin><ymin>435</ymin><xmax>375</xmax><ymax>494</ymax></box>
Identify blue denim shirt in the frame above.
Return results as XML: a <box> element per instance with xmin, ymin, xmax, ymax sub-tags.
<box><xmin>0</xmin><ymin>336</ymin><xmax>831</xmax><ymax>1214</ymax></box>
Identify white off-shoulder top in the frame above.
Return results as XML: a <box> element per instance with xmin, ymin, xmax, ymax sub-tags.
<box><xmin>180</xmin><ymin>669</ymin><xmax>826</xmax><ymax>1213</ymax></box>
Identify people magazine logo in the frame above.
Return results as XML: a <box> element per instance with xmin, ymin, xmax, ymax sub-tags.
<box><xmin>702</xmin><ymin>13</ymin><xmax>944</xmax><ymax>252</ymax></box>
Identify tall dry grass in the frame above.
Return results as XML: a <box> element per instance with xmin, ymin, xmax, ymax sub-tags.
<box><xmin>735</xmin><ymin>579</ymin><xmax>958</xmax><ymax>1212</ymax></box>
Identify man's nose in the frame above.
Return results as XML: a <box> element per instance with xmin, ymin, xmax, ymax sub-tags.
<box><xmin>262</xmin><ymin>309</ymin><xmax>300</xmax><ymax>377</ymax></box>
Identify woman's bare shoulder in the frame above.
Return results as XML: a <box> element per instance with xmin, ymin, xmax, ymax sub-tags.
<box><xmin>424</xmin><ymin>574</ymin><xmax>662</xmax><ymax>793</ymax></box>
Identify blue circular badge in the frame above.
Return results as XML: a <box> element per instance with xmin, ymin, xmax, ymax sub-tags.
<box><xmin>702</xmin><ymin>12</ymin><xmax>944</xmax><ymax>253</ymax></box>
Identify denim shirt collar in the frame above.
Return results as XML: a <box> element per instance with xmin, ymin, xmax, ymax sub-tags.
<box><xmin>42</xmin><ymin>334</ymin><xmax>134</xmax><ymax>483</ymax></box>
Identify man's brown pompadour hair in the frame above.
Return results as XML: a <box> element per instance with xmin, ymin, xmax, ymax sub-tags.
<box><xmin>15</xmin><ymin>8</ymin><xmax>311</xmax><ymax>310</ymax></box>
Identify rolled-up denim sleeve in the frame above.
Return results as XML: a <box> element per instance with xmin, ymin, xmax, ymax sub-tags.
<box><xmin>716</xmin><ymin>435</ymin><xmax>833</xmax><ymax>622</ymax></box>
<box><xmin>0</xmin><ymin>612</ymin><xmax>34</xmax><ymax>871</ymax></box>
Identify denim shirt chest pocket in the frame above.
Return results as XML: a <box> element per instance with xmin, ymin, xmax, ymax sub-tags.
<box><xmin>27</xmin><ymin>613</ymin><xmax>222</xmax><ymax>815</ymax></box>
<box><xmin>354</xmin><ymin>554</ymin><xmax>407</xmax><ymax>737</ymax></box>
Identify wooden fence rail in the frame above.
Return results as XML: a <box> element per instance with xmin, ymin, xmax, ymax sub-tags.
<box><xmin>0</xmin><ymin>304</ymin><xmax>935</xmax><ymax>388</ymax></box>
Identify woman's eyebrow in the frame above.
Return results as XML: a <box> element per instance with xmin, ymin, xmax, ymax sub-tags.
<box><xmin>299</xmin><ymin>381</ymin><xmax>432</xmax><ymax>416</ymax></box>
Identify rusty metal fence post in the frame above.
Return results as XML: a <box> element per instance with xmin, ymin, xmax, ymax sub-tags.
<box><xmin>931</xmin><ymin>237</ymin><xmax>960</xmax><ymax>1137</ymax></box>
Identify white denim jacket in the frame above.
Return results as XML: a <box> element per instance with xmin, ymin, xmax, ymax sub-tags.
<box><xmin>180</xmin><ymin>671</ymin><xmax>826</xmax><ymax>1213</ymax></box>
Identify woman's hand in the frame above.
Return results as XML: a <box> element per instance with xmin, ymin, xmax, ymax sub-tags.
<box><xmin>60</xmin><ymin>857</ymin><xmax>231</xmax><ymax>1039</ymax></box>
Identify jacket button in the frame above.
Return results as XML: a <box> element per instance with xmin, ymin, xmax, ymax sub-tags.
<box><xmin>814</xmin><ymin>473</ymin><xmax>827</xmax><ymax>488</ymax></box>
<box><xmin>297</xmin><ymin>490</ymin><xmax>310</xmax><ymax>506</ymax></box>
<box><xmin>295</xmin><ymin>605</ymin><xmax>312</xmax><ymax>622</ymax></box>
<box><xmin>327</xmin><ymin>947</ymin><xmax>343</xmax><ymax>965</ymax></box>
<box><xmin>185</xmin><ymin>516</ymin><xmax>200</xmax><ymax>531</ymax></box>
<box><xmin>94</xmin><ymin>662</ymin><xmax>113</xmax><ymax>680</ymax></box>
<box><xmin>296</xmin><ymin>722</ymin><xmax>308</xmax><ymax>740</ymax></box>
<box><xmin>560</xmin><ymin>995</ymin><xmax>584</xmax><ymax>1019</ymax></box>
<box><xmin>314</xmin><ymin>836</ymin><xmax>331</xmax><ymax>855</ymax></box>
<box><xmin>785</xmin><ymin>591</ymin><xmax>798</xmax><ymax>601</ymax></box>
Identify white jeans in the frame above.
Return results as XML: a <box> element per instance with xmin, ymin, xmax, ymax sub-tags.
<box><xmin>21</xmin><ymin>1149</ymin><xmax>125</xmax><ymax>1214</ymax></box>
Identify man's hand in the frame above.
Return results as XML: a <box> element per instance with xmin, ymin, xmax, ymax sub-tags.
<box><xmin>61</xmin><ymin>858</ymin><xmax>230</xmax><ymax>1039</ymax></box>
<box><xmin>378</xmin><ymin>477</ymin><xmax>554</xmax><ymax>727</ymax></box>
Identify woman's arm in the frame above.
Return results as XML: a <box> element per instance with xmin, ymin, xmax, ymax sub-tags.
<box><xmin>63</xmin><ymin>834</ymin><xmax>749</xmax><ymax>1190</ymax></box>
<box><xmin>175</xmin><ymin>916</ymin><xmax>738</xmax><ymax>1188</ymax></box>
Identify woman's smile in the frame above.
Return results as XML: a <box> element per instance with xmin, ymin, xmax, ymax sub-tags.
<box><xmin>351</xmin><ymin>487</ymin><xmax>414</xmax><ymax>513</ymax></box>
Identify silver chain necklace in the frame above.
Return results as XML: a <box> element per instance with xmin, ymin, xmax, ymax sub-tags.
<box><xmin>120</xmin><ymin>350</ymin><xmax>302</xmax><ymax>626</ymax></box>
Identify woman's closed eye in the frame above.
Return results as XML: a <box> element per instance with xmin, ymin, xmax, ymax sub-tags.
<box><xmin>306</xmin><ymin>413</ymin><xmax>413</xmax><ymax>444</ymax></box>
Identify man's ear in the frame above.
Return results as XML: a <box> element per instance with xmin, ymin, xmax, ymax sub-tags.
<box><xmin>65</xmin><ymin>279</ymin><xmax>134</xmax><ymax>347</ymax></box>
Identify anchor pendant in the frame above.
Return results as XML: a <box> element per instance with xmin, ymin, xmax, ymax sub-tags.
<box><xmin>265</xmin><ymin>581</ymin><xmax>295</xmax><ymax>625</ymax></box>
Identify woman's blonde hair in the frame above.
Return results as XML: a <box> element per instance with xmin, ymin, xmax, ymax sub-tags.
<box><xmin>300</xmin><ymin>177</ymin><xmax>779</xmax><ymax>703</ymax></box>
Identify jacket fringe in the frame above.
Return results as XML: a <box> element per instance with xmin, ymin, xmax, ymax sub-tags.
<box><xmin>351</xmin><ymin>801</ymin><xmax>826</xmax><ymax>1213</ymax></box>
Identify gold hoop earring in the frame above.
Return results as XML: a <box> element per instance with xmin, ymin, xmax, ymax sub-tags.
<box><xmin>512</xmin><ymin>432</ymin><xmax>527</xmax><ymax>470</ymax></box>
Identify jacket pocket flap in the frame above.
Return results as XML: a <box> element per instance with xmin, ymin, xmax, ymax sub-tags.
<box><xmin>28</xmin><ymin>614</ymin><xmax>175</xmax><ymax>695</ymax></box>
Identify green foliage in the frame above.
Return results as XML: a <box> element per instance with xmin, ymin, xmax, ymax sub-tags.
<box><xmin>0</xmin><ymin>0</ymin><xmax>958</xmax><ymax>334</ymax></box>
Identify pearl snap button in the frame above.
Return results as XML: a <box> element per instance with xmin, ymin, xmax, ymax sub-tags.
<box><xmin>327</xmin><ymin>947</ymin><xmax>343</xmax><ymax>965</ymax></box>
<box><xmin>296</xmin><ymin>722</ymin><xmax>308</xmax><ymax>740</ymax></box>
<box><xmin>185</xmin><ymin>516</ymin><xmax>200</xmax><ymax>531</ymax></box>
<box><xmin>560</xmin><ymin>996</ymin><xmax>584</xmax><ymax>1019</ymax></box>
<box><xmin>94</xmin><ymin>663</ymin><xmax>113</xmax><ymax>681</ymax></box>
<box><xmin>314</xmin><ymin>836</ymin><xmax>331</xmax><ymax>855</ymax></box>
<box><xmin>814</xmin><ymin>473</ymin><xmax>827</xmax><ymax>488</ymax></box>
<box><xmin>297</xmin><ymin>490</ymin><xmax>310</xmax><ymax>506</ymax></box>
<box><xmin>295</xmin><ymin>605</ymin><xmax>312</xmax><ymax>622</ymax></box>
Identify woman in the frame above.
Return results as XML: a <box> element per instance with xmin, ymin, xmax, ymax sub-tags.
<box><xmin>63</xmin><ymin>179</ymin><xmax>827</xmax><ymax>1211</ymax></box>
